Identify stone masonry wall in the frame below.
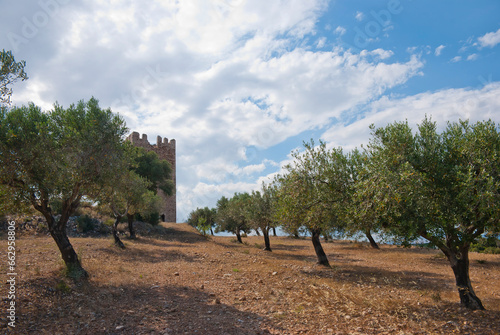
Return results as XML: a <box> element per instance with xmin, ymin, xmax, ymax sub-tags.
<box><xmin>126</xmin><ymin>132</ymin><xmax>176</xmax><ymax>223</ymax></box>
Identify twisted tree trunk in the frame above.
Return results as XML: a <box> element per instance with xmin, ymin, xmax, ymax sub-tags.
<box><xmin>420</xmin><ymin>229</ymin><xmax>484</xmax><ymax>310</ymax></box>
<box><xmin>263</xmin><ymin>227</ymin><xmax>272</xmax><ymax>251</ymax></box>
<box><xmin>35</xmin><ymin>195</ymin><xmax>88</xmax><ymax>280</ymax></box>
<box><xmin>235</xmin><ymin>228</ymin><xmax>243</xmax><ymax>243</ymax></box>
<box><xmin>311</xmin><ymin>229</ymin><xmax>329</xmax><ymax>266</ymax></box>
<box><xmin>365</xmin><ymin>230</ymin><xmax>379</xmax><ymax>249</ymax></box>
<box><xmin>127</xmin><ymin>213</ymin><xmax>136</xmax><ymax>239</ymax></box>
<box><xmin>50</xmin><ymin>224</ymin><xmax>89</xmax><ymax>279</ymax></box>
<box><xmin>113</xmin><ymin>215</ymin><xmax>126</xmax><ymax>249</ymax></box>
<box><xmin>447</xmin><ymin>248</ymin><xmax>484</xmax><ymax>310</ymax></box>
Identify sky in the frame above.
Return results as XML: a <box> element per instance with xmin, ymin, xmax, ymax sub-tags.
<box><xmin>1</xmin><ymin>0</ymin><xmax>500</xmax><ymax>222</ymax></box>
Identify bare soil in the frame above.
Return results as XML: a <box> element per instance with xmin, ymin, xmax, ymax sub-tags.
<box><xmin>1</xmin><ymin>222</ymin><xmax>499</xmax><ymax>334</ymax></box>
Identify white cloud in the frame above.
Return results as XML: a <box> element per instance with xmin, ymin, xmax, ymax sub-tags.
<box><xmin>334</xmin><ymin>26</ymin><xmax>346</xmax><ymax>36</ymax></box>
<box><xmin>435</xmin><ymin>45</ymin><xmax>445</xmax><ymax>56</ymax></box>
<box><xmin>162</xmin><ymin>48</ymin><xmax>422</xmax><ymax>219</ymax></box>
<box><xmin>467</xmin><ymin>53</ymin><xmax>478</xmax><ymax>61</ymax></box>
<box><xmin>322</xmin><ymin>82</ymin><xmax>500</xmax><ymax>151</ymax></box>
<box><xmin>450</xmin><ymin>56</ymin><xmax>462</xmax><ymax>63</ymax></box>
<box><xmin>178</xmin><ymin>180</ymin><xmax>257</xmax><ymax>217</ymax></box>
<box><xmin>355</xmin><ymin>11</ymin><xmax>364</xmax><ymax>21</ymax></box>
<box><xmin>406</xmin><ymin>46</ymin><xmax>418</xmax><ymax>53</ymax></box>
<box><xmin>316</xmin><ymin>37</ymin><xmax>327</xmax><ymax>48</ymax></box>
<box><xmin>478</xmin><ymin>27</ymin><xmax>500</xmax><ymax>48</ymax></box>
<box><xmin>362</xmin><ymin>48</ymin><xmax>394</xmax><ymax>60</ymax></box>
<box><xmin>1</xmin><ymin>0</ymin><xmax>462</xmax><ymax>223</ymax></box>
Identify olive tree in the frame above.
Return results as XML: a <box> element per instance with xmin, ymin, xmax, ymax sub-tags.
<box><xmin>215</xmin><ymin>193</ymin><xmax>251</xmax><ymax>243</ymax></box>
<box><xmin>1</xmin><ymin>49</ymin><xmax>28</xmax><ymax>105</ymax></box>
<box><xmin>127</xmin><ymin>146</ymin><xmax>173</xmax><ymax>238</ymax></box>
<box><xmin>100</xmin><ymin>169</ymin><xmax>161</xmax><ymax>248</ymax></box>
<box><xmin>346</xmin><ymin>149</ymin><xmax>382</xmax><ymax>249</ymax></box>
<box><xmin>274</xmin><ymin>140</ymin><xmax>351</xmax><ymax>266</ymax></box>
<box><xmin>188</xmin><ymin>206</ymin><xmax>217</xmax><ymax>236</ymax></box>
<box><xmin>362</xmin><ymin>118</ymin><xmax>500</xmax><ymax>310</ymax></box>
<box><xmin>246</xmin><ymin>184</ymin><xmax>275</xmax><ymax>251</ymax></box>
<box><xmin>0</xmin><ymin>98</ymin><xmax>127</xmax><ymax>279</ymax></box>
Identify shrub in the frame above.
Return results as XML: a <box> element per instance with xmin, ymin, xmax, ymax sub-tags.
<box><xmin>99</xmin><ymin>222</ymin><xmax>111</xmax><ymax>234</ymax></box>
<box><xmin>49</xmin><ymin>199</ymin><xmax>63</xmax><ymax>215</ymax></box>
<box><xmin>482</xmin><ymin>247</ymin><xmax>500</xmax><ymax>254</ymax></box>
<box><xmin>135</xmin><ymin>212</ymin><xmax>160</xmax><ymax>226</ymax></box>
<box><xmin>103</xmin><ymin>218</ymin><xmax>115</xmax><ymax>227</ymax></box>
<box><xmin>470</xmin><ymin>235</ymin><xmax>500</xmax><ymax>254</ymax></box>
<box><xmin>196</xmin><ymin>217</ymin><xmax>210</xmax><ymax>236</ymax></box>
<box><xmin>37</xmin><ymin>222</ymin><xmax>48</xmax><ymax>231</ymax></box>
<box><xmin>77</xmin><ymin>215</ymin><xmax>95</xmax><ymax>233</ymax></box>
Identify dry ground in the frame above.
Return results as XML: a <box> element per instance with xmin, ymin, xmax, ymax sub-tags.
<box><xmin>1</xmin><ymin>222</ymin><xmax>499</xmax><ymax>334</ymax></box>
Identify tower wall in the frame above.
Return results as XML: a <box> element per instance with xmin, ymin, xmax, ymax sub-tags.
<box><xmin>126</xmin><ymin>131</ymin><xmax>176</xmax><ymax>222</ymax></box>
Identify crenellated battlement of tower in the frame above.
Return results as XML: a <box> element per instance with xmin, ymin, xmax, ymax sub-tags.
<box><xmin>126</xmin><ymin>131</ymin><xmax>176</xmax><ymax>222</ymax></box>
<box><xmin>127</xmin><ymin>132</ymin><xmax>175</xmax><ymax>148</ymax></box>
<box><xmin>156</xmin><ymin>135</ymin><xmax>176</xmax><ymax>148</ymax></box>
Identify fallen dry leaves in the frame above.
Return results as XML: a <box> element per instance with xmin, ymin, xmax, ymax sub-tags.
<box><xmin>1</xmin><ymin>222</ymin><xmax>499</xmax><ymax>334</ymax></box>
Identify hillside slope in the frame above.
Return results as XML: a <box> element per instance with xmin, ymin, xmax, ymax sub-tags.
<box><xmin>1</xmin><ymin>222</ymin><xmax>499</xmax><ymax>334</ymax></box>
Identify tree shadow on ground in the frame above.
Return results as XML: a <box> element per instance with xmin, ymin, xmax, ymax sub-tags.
<box><xmin>469</xmin><ymin>258</ymin><xmax>500</xmax><ymax>269</ymax></box>
<box><xmin>340</xmin><ymin>244</ymin><xmax>437</xmax><ymax>254</ymax></box>
<box><xmin>211</xmin><ymin>238</ymin><xmax>314</xmax><ymax>264</ymax></box>
<box><xmin>262</xmin><ymin>241</ymin><xmax>320</xmax><ymax>264</ymax></box>
<box><xmin>269</xmin><ymin>251</ymin><xmax>317</xmax><ymax>263</ymax></box>
<box><xmin>128</xmin><ymin>236</ymin><xmax>204</xmax><ymax>249</ymax></box>
<box><xmin>17</xmin><ymin>277</ymin><xmax>280</xmax><ymax>335</ymax></box>
<box><xmin>210</xmin><ymin>238</ymin><xmax>250</xmax><ymax>251</ymax></box>
<box><xmin>407</xmin><ymin>301</ymin><xmax>500</xmax><ymax>334</ymax></box>
<box><xmin>426</xmin><ymin>254</ymin><xmax>500</xmax><ymax>269</ymax></box>
<box><xmin>270</xmin><ymin>243</ymin><xmax>308</xmax><ymax>252</ymax></box>
<box><xmin>300</xmin><ymin>261</ymin><xmax>450</xmax><ymax>292</ymax></box>
<box><xmin>96</xmin><ymin>245</ymin><xmax>198</xmax><ymax>264</ymax></box>
<box><xmin>126</xmin><ymin>223</ymin><xmax>209</xmax><ymax>244</ymax></box>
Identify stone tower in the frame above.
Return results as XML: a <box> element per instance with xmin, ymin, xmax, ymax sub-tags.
<box><xmin>126</xmin><ymin>132</ymin><xmax>176</xmax><ymax>222</ymax></box>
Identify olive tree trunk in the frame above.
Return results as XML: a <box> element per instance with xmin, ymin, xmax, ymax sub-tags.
<box><xmin>446</xmin><ymin>248</ymin><xmax>484</xmax><ymax>310</ymax></box>
<box><xmin>311</xmin><ymin>229</ymin><xmax>330</xmax><ymax>266</ymax></box>
<box><xmin>365</xmin><ymin>230</ymin><xmax>379</xmax><ymax>249</ymax></box>
<box><xmin>127</xmin><ymin>213</ymin><xmax>136</xmax><ymax>239</ymax></box>
<box><xmin>235</xmin><ymin>228</ymin><xmax>243</xmax><ymax>243</ymax></box>
<box><xmin>113</xmin><ymin>216</ymin><xmax>126</xmax><ymax>249</ymax></box>
<box><xmin>262</xmin><ymin>227</ymin><xmax>272</xmax><ymax>251</ymax></box>
<box><xmin>36</xmin><ymin>201</ymin><xmax>88</xmax><ymax>280</ymax></box>
<box><xmin>50</xmin><ymin>224</ymin><xmax>88</xmax><ymax>279</ymax></box>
